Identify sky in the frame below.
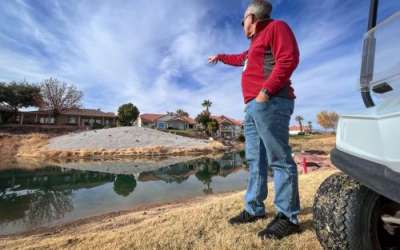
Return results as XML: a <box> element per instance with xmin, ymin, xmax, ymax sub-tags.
<box><xmin>0</xmin><ymin>0</ymin><xmax>400</xmax><ymax>125</ymax></box>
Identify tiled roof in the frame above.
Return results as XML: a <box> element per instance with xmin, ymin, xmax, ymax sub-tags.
<box><xmin>168</xmin><ymin>116</ymin><xmax>196</xmax><ymax>125</ymax></box>
<box><xmin>29</xmin><ymin>108</ymin><xmax>116</xmax><ymax>118</ymax></box>
<box><xmin>211</xmin><ymin>115</ymin><xmax>243</xmax><ymax>126</ymax></box>
<box><xmin>140</xmin><ymin>113</ymin><xmax>165</xmax><ymax>123</ymax></box>
<box><xmin>178</xmin><ymin>116</ymin><xmax>196</xmax><ymax>125</ymax></box>
<box><xmin>62</xmin><ymin>109</ymin><xmax>116</xmax><ymax>118</ymax></box>
<box><xmin>141</xmin><ymin>113</ymin><xmax>196</xmax><ymax>124</ymax></box>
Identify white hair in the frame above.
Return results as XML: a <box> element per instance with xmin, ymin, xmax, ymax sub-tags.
<box><xmin>247</xmin><ymin>0</ymin><xmax>273</xmax><ymax>20</ymax></box>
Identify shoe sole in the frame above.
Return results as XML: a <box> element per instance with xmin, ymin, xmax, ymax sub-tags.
<box><xmin>228</xmin><ymin>215</ymin><xmax>267</xmax><ymax>225</ymax></box>
<box><xmin>258</xmin><ymin>228</ymin><xmax>301</xmax><ymax>240</ymax></box>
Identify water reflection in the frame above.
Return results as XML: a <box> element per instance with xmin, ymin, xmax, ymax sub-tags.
<box><xmin>0</xmin><ymin>167</ymin><xmax>115</xmax><ymax>227</ymax></box>
<box><xmin>113</xmin><ymin>175</ymin><xmax>137</xmax><ymax>197</ymax></box>
<box><xmin>0</xmin><ymin>152</ymin><xmax>246</xmax><ymax>235</ymax></box>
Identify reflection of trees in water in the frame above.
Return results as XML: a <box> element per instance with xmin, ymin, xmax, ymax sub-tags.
<box><xmin>0</xmin><ymin>167</ymin><xmax>114</xmax><ymax>228</ymax></box>
<box><xmin>139</xmin><ymin>152</ymin><xmax>244</xmax><ymax>195</ymax></box>
<box><xmin>0</xmin><ymin>193</ymin><xmax>32</xmax><ymax>224</ymax></box>
<box><xmin>25</xmin><ymin>189</ymin><xmax>73</xmax><ymax>226</ymax></box>
<box><xmin>0</xmin><ymin>154</ymin><xmax>244</xmax><ymax>233</ymax></box>
<box><xmin>113</xmin><ymin>175</ymin><xmax>137</xmax><ymax>197</ymax></box>
<box><xmin>139</xmin><ymin>163</ymin><xmax>196</xmax><ymax>184</ymax></box>
<box><xmin>195</xmin><ymin>160</ymin><xmax>221</xmax><ymax>194</ymax></box>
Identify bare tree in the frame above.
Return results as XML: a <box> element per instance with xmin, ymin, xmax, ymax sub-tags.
<box><xmin>40</xmin><ymin>78</ymin><xmax>83</xmax><ymax>123</ymax></box>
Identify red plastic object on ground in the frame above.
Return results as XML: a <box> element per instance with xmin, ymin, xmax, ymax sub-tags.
<box><xmin>301</xmin><ymin>157</ymin><xmax>308</xmax><ymax>174</ymax></box>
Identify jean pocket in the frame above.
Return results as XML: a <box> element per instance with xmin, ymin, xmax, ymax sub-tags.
<box><xmin>253</xmin><ymin>100</ymin><xmax>271</xmax><ymax>111</ymax></box>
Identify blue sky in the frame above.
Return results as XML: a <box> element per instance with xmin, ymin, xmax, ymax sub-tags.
<box><xmin>1</xmin><ymin>0</ymin><xmax>400</xmax><ymax>125</ymax></box>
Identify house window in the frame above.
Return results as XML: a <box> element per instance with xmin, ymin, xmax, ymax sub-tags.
<box><xmin>68</xmin><ymin>116</ymin><xmax>77</xmax><ymax>124</ymax></box>
<box><xmin>39</xmin><ymin>117</ymin><xmax>54</xmax><ymax>124</ymax></box>
<box><xmin>158</xmin><ymin>122</ymin><xmax>165</xmax><ymax>129</ymax></box>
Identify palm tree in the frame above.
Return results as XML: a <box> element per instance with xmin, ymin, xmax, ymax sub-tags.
<box><xmin>202</xmin><ymin>100</ymin><xmax>212</xmax><ymax>113</ymax></box>
<box><xmin>295</xmin><ymin>115</ymin><xmax>304</xmax><ymax>132</ymax></box>
<box><xmin>307</xmin><ymin>121</ymin><xmax>312</xmax><ymax>134</ymax></box>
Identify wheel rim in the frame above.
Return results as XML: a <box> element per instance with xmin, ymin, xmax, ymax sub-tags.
<box><xmin>370</xmin><ymin>197</ymin><xmax>400</xmax><ymax>250</ymax></box>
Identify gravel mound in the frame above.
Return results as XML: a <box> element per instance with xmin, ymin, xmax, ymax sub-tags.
<box><xmin>48</xmin><ymin>127</ymin><xmax>209</xmax><ymax>151</ymax></box>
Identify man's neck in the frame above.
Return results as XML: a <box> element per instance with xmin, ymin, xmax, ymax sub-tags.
<box><xmin>249</xmin><ymin>19</ymin><xmax>272</xmax><ymax>40</ymax></box>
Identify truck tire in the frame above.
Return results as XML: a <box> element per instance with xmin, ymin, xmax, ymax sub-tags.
<box><xmin>313</xmin><ymin>173</ymin><xmax>381</xmax><ymax>250</ymax></box>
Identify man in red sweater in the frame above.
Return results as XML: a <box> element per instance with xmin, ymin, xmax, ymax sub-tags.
<box><xmin>208</xmin><ymin>0</ymin><xmax>301</xmax><ymax>240</ymax></box>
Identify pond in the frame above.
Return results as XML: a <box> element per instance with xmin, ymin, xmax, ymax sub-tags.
<box><xmin>0</xmin><ymin>152</ymin><xmax>250</xmax><ymax>235</ymax></box>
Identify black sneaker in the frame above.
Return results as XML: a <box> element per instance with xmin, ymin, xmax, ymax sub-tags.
<box><xmin>229</xmin><ymin>210</ymin><xmax>266</xmax><ymax>225</ymax></box>
<box><xmin>257</xmin><ymin>213</ymin><xmax>300</xmax><ymax>240</ymax></box>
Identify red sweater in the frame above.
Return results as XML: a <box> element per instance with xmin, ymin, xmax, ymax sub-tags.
<box><xmin>217</xmin><ymin>19</ymin><xmax>299</xmax><ymax>104</ymax></box>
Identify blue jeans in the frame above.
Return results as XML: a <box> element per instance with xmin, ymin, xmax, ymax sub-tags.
<box><xmin>243</xmin><ymin>97</ymin><xmax>300</xmax><ymax>224</ymax></box>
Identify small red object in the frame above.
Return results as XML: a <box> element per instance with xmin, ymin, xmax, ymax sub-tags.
<box><xmin>301</xmin><ymin>157</ymin><xmax>308</xmax><ymax>174</ymax></box>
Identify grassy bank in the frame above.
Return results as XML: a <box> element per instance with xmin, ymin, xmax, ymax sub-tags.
<box><xmin>0</xmin><ymin>169</ymin><xmax>337</xmax><ymax>250</ymax></box>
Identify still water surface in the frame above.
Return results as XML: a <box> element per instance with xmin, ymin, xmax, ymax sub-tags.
<box><xmin>0</xmin><ymin>152</ymin><xmax>249</xmax><ymax>235</ymax></box>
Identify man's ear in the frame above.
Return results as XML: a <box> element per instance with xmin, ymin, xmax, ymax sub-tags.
<box><xmin>250</xmin><ymin>14</ymin><xmax>256</xmax><ymax>24</ymax></box>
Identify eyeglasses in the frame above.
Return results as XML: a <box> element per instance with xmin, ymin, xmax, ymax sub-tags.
<box><xmin>241</xmin><ymin>14</ymin><xmax>254</xmax><ymax>27</ymax></box>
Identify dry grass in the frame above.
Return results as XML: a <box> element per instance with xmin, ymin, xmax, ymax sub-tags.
<box><xmin>0</xmin><ymin>169</ymin><xmax>338</xmax><ymax>250</ymax></box>
<box><xmin>290</xmin><ymin>134</ymin><xmax>336</xmax><ymax>153</ymax></box>
<box><xmin>233</xmin><ymin>134</ymin><xmax>336</xmax><ymax>154</ymax></box>
<box><xmin>0</xmin><ymin>133</ymin><xmax>50</xmax><ymax>170</ymax></box>
<box><xmin>37</xmin><ymin>141</ymin><xmax>227</xmax><ymax>160</ymax></box>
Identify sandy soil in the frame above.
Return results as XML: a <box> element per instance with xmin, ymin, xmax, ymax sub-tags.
<box><xmin>0</xmin><ymin>169</ymin><xmax>337</xmax><ymax>250</ymax></box>
<box><xmin>0</xmin><ymin>127</ymin><xmax>227</xmax><ymax>161</ymax></box>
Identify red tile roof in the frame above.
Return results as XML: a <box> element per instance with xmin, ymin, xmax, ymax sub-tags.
<box><xmin>211</xmin><ymin>115</ymin><xmax>243</xmax><ymax>126</ymax></box>
<box><xmin>181</xmin><ymin>116</ymin><xmax>196</xmax><ymax>125</ymax></box>
<box><xmin>140</xmin><ymin>113</ymin><xmax>165</xmax><ymax>123</ymax></box>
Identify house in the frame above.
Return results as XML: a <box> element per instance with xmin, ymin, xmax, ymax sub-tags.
<box><xmin>136</xmin><ymin>114</ymin><xmax>164</xmax><ymax>128</ymax></box>
<box><xmin>13</xmin><ymin>108</ymin><xmax>117</xmax><ymax>128</ymax></box>
<box><xmin>289</xmin><ymin>125</ymin><xmax>311</xmax><ymax>135</ymax></box>
<box><xmin>137</xmin><ymin>113</ymin><xmax>195</xmax><ymax>130</ymax></box>
<box><xmin>211</xmin><ymin>115</ymin><xmax>243</xmax><ymax>139</ymax></box>
<box><xmin>156</xmin><ymin>114</ymin><xmax>195</xmax><ymax>130</ymax></box>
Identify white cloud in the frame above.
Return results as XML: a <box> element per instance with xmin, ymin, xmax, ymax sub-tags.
<box><xmin>1</xmin><ymin>0</ymin><xmax>396</xmax><ymax>127</ymax></box>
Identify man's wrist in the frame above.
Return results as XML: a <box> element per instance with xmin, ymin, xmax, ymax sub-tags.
<box><xmin>260</xmin><ymin>88</ymin><xmax>270</xmax><ymax>98</ymax></box>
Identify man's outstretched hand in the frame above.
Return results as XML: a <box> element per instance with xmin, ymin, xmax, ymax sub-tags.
<box><xmin>208</xmin><ymin>55</ymin><xmax>219</xmax><ymax>64</ymax></box>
